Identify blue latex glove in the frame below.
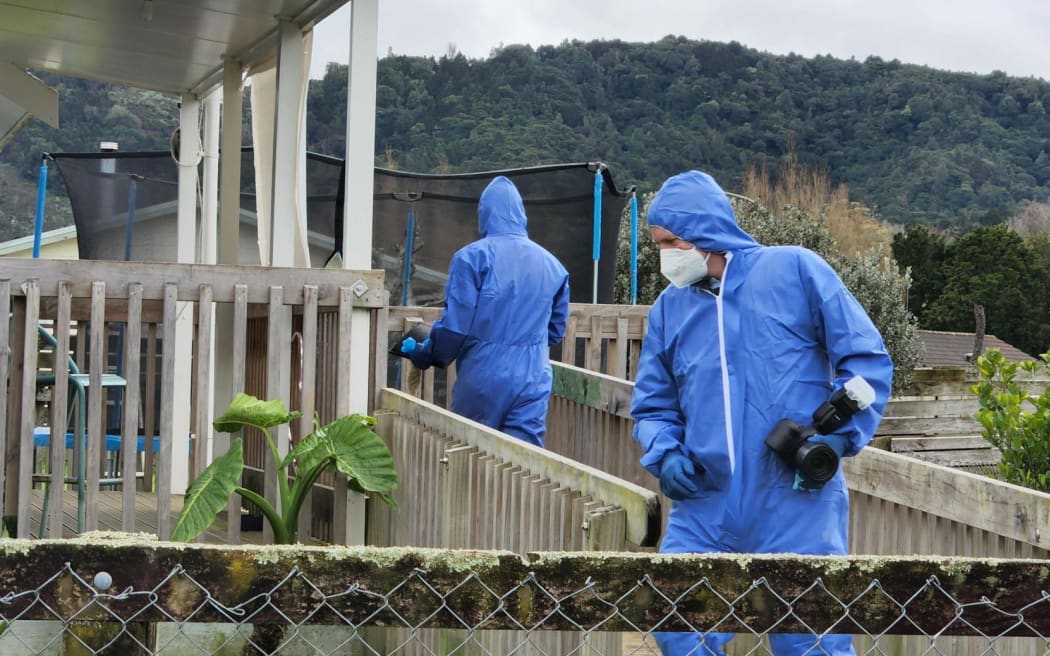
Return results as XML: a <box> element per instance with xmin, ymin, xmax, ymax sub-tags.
<box><xmin>658</xmin><ymin>449</ymin><xmax>701</xmax><ymax>500</ymax></box>
<box><xmin>792</xmin><ymin>434</ymin><xmax>848</xmax><ymax>492</ymax></box>
<box><xmin>401</xmin><ymin>336</ymin><xmax>431</xmax><ymax>354</ymax></box>
<box><xmin>404</xmin><ymin>337</ymin><xmax>432</xmax><ymax>369</ymax></box>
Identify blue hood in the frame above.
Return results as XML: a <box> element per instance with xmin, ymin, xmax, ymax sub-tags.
<box><xmin>478</xmin><ymin>176</ymin><xmax>528</xmax><ymax>237</ymax></box>
<box><xmin>646</xmin><ymin>171</ymin><xmax>758</xmax><ymax>253</ymax></box>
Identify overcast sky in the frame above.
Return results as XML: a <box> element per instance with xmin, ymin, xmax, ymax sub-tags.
<box><xmin>310</xmin><ymin>0</ymin><xmax>1049</xmax><ymax>83</ymax></box>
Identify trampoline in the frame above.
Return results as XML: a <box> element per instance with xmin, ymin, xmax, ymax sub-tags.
<box><xmin>45</xmin><ymin>150</ymin><xmax>637</xmax><ymax>305</ymax></box>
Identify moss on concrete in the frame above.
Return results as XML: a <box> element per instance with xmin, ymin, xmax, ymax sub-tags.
<box><xmin>0</xmin><ymin>538</ymin><xmax>1047</xmax><ymax>636</ymax></box>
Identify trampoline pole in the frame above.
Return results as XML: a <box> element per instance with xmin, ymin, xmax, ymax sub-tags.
<box><xmin>124</xmin><ymin>177</ymin><xmax>138</xmax><ymax>261</ymax></box>
<box><xmin>32</xmin><ymin>154</ymin><xmax>49</xmax><ymax>258</ymax></box>
<box><xmin>630</xmin><ymin>191</ymin><xmax>639</xmax><ymax>305</ymax></box>
<box><xmin>592</xmin><ymin>169</ymin><xmax>603</xmax><ymax>304</ymax></box>
<box><xmin>401</xmin><ymin>205</ymin><xmax>416</xmax><ymax>306</ymax></box>
<box><xmin>113</xmin><ymin>176</ymin><xmax>139</xmax><ymax>430</ymax></box>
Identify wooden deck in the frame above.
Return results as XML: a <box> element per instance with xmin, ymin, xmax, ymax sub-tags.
<box><xmin>26</xmin><ymin>489</ymin><xmax>266</xmax><ymax>544</ymax></box>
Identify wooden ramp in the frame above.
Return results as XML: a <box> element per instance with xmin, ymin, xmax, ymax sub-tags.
<box><xmin>26</xmin><ymin>490</ymin><xmax>266</xmax><ymax>544</ymax></box>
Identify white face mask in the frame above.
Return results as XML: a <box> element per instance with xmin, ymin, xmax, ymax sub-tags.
<box><xmin>660</xmin><ymin>247</ymin><xmax>711</xmax><ymax>287</ymax></box>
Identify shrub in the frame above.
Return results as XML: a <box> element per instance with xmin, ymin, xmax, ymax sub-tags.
<box><xmin>973</xmin><ymin>349</ymin><xmax>1050</xmax><ymax>491</ymax></box>
<box><xmin>834</xmin><ymin>250</ymin><xmax>924</xmax><ymax>394</ymax></box>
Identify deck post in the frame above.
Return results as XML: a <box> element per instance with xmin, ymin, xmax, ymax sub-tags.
<box><xmin>215</xmin><ymin>57</ymin><xmax>245</xmax><ymax>543</ymax></box>
<box><xmin>338</xmin><ymin>0</ymin><xmax>379</xmax><ymax>546</ymax></box>
<box><xmin>270</xmin><ymin>19</ymin><xmax>310</xmax><ymax>269</ymax></box>
<box><xmin>170</xmin><ymin>93</ymin><xmax>200</xmax><ymax>503</ymax></box>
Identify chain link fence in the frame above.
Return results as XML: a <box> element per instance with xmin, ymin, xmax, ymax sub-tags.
<box><xmin>1</xmin><ymin>537</ymin><xmax>1049</xmax><ymax>655</ymax></box>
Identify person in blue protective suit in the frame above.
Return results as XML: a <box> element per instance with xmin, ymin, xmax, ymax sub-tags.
<box><xmin>630</xmin><ymin>171</ymin><xmax>894</xmax><ymax>656</ymax></box>
<box><xmin>402</xmin><ymin>175</ymin><xmax>570</xmax><ymax>447</ymax></box>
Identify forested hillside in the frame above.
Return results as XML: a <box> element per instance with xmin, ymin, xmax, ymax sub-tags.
<box><xmin>320</xmin><ymin>37</ymin><xmax>1050</xmax><ymax>227</ymax></box>
<box><xmin>4</xmin><ymin>35</ymin><xmax>1050</xmax><ymax>241</ymax></box>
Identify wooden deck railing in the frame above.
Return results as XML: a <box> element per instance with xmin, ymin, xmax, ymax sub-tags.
<box><xmin>370</xmin><ymin>388</ymin><xmax>659</xmax><ymax>552</ymax></box>
<box><xmin>379</xmin><ymin>304</ymin><xmax>651</xmax><ymax>405</ymax></box>
<box><xmin>370</xmin><ymin>304</ymin><xmax>1050</xmax><ymax>559</ymax></box>
<box><xmin>0</xmin><ymin>259</ymin><xmax>384</xmax><ymax>541</ymax></box>
<box><xmin>365</xmin><ymin>388</ymin><xmax>660</xmax><ymax>656</ymax></box>
<box><xmin>380</xmin><ymin>304</ymin><xmax>1050</xmax><ymax>478</ymax></box>
<box><xmin>559</xmin><ymin>303</ymin><xmax>649</xmax><ymax>380</ymax></box>
<box><xmin>545</xmin><ymin>362</ymin><xmax>1050</xmax><ymax>560</ymax></box>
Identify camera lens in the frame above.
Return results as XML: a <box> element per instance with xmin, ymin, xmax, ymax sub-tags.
<box><xmin>794</xmin><ymin>441</ymin><xmax>839</xmax><ymax>484</ymax></box>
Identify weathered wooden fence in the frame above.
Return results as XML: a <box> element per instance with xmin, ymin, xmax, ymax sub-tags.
<box><xmin>369</xmin><ymin>388</ymin><xmax>658</xmax><ymax>553</ymax></box>
<box><xmin>545</xmin><ymin>361</ymin><xmax>1050</xmax><ymax>559</ymax></box>
<box><xmin>0</xmin><ymin>259</ymin><xmax>385</xmax><ymax>543</ymax></box>
<box><xmin>364</xmin><ymin>388</ymin><xmax>661</xmax><ymax>655</ymax></box>
<box><xmin>10</xmin><ymin>277</ymin><xmax>1045</xmax><ymax>548</ymax></box>
<box><xmin>380</xmin><ymin>303</ymin><xmax>649</xmax><ymax>397</ymax></box>
<box><xmin>369</xmin><ymin>303</ymin><xmax>1050</xmax><ymax>557</ymax></box>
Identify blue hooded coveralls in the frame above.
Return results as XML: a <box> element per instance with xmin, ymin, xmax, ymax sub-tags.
<box><xmin>631</xmin><ymin>172</ymin><xmax>894</xmax><ymax>656</ymax></box>
<box><xmin>409</xmin><ymin>176</ymin><xmax>570</xmax><ymax>446</ymax></box>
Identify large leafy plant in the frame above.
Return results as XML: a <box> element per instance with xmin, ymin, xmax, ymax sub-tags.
<box><xmin>972</xmin><ymin>349</ymin><xmax>1050</xmax><ymax>492</ymax></box>
<box><xmin>172</xmin><ymin>393</ymin><xmax>398</xmax><ymax>543</ymax></box>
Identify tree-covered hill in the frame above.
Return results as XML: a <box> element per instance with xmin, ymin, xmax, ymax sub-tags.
<box><xmin>309</xmin><ymin>36</ymin><xmax>1050</xmax><ymax>227</ymax></box>
<box><xmin>4</xmin><ymin>35</ymin><xmax>1050</xmax><ymax>240</ymax></box>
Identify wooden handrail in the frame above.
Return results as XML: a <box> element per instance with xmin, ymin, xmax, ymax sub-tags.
<box><xmin>378</xmin><ymin>388</ymin><xmax>661</xmax><ymax>547</ymax></box>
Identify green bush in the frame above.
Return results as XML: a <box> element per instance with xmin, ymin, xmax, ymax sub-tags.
<box><xmin>734</xmin><ymin>199</ymin><xmax>838</xmax><ymax>260</ymax></box>
<box><xmin>613</xmin><ymin>192</ymin><xmax>661</xmax><ymax>305</ymax></box>
<box><xmin>834</xmin><ymin>250</ymin><xmax>924</xmax><ymax>394</ymax></box>
<box><xmin>973</xmin><ymin>349</ymin><xmax>1050</xmax><ymax>491</ymax></box>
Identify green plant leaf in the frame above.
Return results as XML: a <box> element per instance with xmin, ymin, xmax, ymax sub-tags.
<box><xmin>297</xmin><ymin>414</ymin><xmax>398</xmax><ymax>506</ymax></box>
<box><xmin>214</xmin><ymin>393</ymin><xmax>302</xmax><ymax>433</ymax></box>
<box><xmin>171</xmin><ymin>438</ymin><xmax>245</xmax><ymax>542</ymax></box>
<box><xmin>972</xmin><ymin>348</ymin><xmax>1050</xmax><ymax>492</ymax></box>
<box><xmin>282</xmin><ymin>424</ymin><xmax>327</xmax><ymax>470</ymax></box>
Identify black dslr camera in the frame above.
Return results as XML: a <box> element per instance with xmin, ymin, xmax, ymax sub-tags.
<box><xmin>765</xmin><ymin>376</ymin><xmax>875</xmax><ymax>486</ymax></box>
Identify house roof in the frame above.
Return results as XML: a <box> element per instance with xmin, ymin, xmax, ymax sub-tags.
<box><xmin>0</xmin><ymin>225</ymin><xmax>76</xmax><ymax>256</ymax></box>
<box><xmin>0</xmin><ymin>1</ymin><xmax>347</xmax><ymax>96</ymax></box>
<box><xmin>918</xmin><ymin>329</ymin><xmax>1034</xmax><ymax>367</ymax></box>
<box><xmin>0</xmin><ymin>0</ymin><xmax>348</xmax><ymax>147</ymax></box>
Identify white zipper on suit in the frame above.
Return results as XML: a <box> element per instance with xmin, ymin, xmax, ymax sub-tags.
<box><xmin>716</xmin><ymin>252</ymin><xmax>735</xmax><ymax>473</ymax></box>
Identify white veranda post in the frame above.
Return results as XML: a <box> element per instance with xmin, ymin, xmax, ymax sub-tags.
<box><xmin>162</xmin><ymin>93</ymin><xmax>200</xmax><ymax>538</ymax></box>
<box><xmin>258</xmin><ymin>19</ymin><xmax>311</xmax><ymax>543</ymax></box>
<box><xmin>340</xmin><ymin>0</ymin><xmax>380</xmax><ymax>546</ymax></box>
<box><xmin>214</xmin><ymin>57</ymin><xmax>244</xmax><ymax>544</ymax></box>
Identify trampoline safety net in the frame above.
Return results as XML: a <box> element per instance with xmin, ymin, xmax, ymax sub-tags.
<box><xmin>51</xmin><ymin>151</ymin><xmax>632</xmax><ymax>305</ymax></box>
